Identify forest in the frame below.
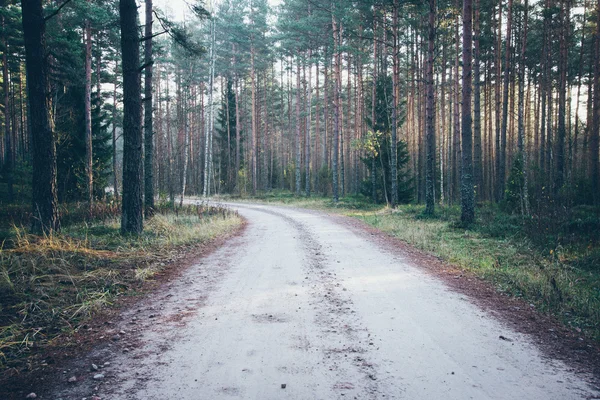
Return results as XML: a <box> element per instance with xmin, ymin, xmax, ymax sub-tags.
<box><xmin>1</xmin><ymin>0</ymin><xmax>600</xmax><ymax>395</ymax></box>
<box><xmin>0</xmin><ymin>0</ymin><xmax>599</xmax><ymax>230</ymax></box>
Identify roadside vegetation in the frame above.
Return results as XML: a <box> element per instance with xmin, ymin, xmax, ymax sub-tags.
<box><xmin>224</xmin><ymin>190</ymin><xmax>600</xmax><ymax>342</ymax></box>
<box><xmin>0</xmin><ymin>202</ymin><xmax>242</xmax><ymax>371</ymax></box>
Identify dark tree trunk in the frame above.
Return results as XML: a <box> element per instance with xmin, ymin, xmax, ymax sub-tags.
<box><xmin>424</xmin><ymin>0</ymin><xmax>436</xmax><ymax>215</ymax></box>
<box><xmin>144</xmin><ymin>0</ymin><xmax>154</xmax><ymax>216</ymax></box>
<box><xmin>2</xmin><ymin>9</ymin><xmax>13</xmax><ymax>202</ymax></box>
<box><xmin>555</xmin><ymin>0</ymin><xmax>568</xmax><ymax>194</ymax></box>
<box><xmin>517</xmin><ymin>0</ymin><xmax>530</xmax><ymax>215</ymax></box>
<box><xmin>498</xmin><ymin>0</ymin><xmax>513</xmax><ymax>202</ymax></box>
<box><xmin>120</xmin><ymin>0</ymin><xmax>143</xmax><ymax>235</ymax></box>
<box><xmin>461</xmin><ymin>0</ymin><xmax>475</xmax><ymax>224</ymax></box>
<box><xmin>21</xmin><ymin>0</ymin><xmax>59</xmax><ymax>233</ymax></box>
<box><xmin>473</xmin><ymin>0</ymin><xmax>482</xmax><ymax>201</ymax></box>
<box><xmin>84</xmin><ymin>18</ymin><xmax>93</xmax><ymax>208</ymax></box>
<box><xmin>592</xmin><ymin>0</ymin><xmax>600</xmax><ymax>204</ymax></box>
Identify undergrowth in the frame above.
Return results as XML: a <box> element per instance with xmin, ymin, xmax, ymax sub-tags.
<box><xmin>0</xmin><ymin>203</ymin><xmax>241</xmax><ymax>370</ymax></box>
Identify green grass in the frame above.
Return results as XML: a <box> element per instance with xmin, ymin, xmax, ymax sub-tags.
<box><xmin>0</xmin><ymin>204</ymin><xmax>242</xmax><ymax>370</ymax></box>
<box><xmin>226</xmin><ymin>191</ymin><xmax>600</xmax><ymax>341</ymax></box>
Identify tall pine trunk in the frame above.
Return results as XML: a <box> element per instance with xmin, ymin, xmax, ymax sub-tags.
<box><xmin>592</xmin><ymin>0</ymin><xmax>600</xmax><ymax>204</ymax></box>
<box><xmin>119</xmin><ymin>0</ymin><xmax>143</xmax><ymax>234</ymax></box>
<box><xmin>461</xmin><ymin>0</ymin><xmax>475</xmax><ymax>224</ymax></box>
<box><xmin>332</xmin><ymin>13</ymin><xmax>341</xmax><ymax>202</ymax></box>
<box><xmin>473</xmin><ymin>0</ymin><xmax>482</xmax><ymax>201</ymax></box>
<box><xmin>144</xmin><ymin>0</ymin><xmax>154</xmax><ymax>215</ymax></box>
<box><xmin>84</xmin><ymin>18</ymin><xmax>93</xmax><ymax>208</ymax></box>
<box><xmin>424</xmin><ymin>0</ymin><xmax>436</xmax><ymax>215</ymax></box>
<box><xmin>21</xmin><ymin>0</ymin><xmax>59</xmax><ymax>233</ymax></box>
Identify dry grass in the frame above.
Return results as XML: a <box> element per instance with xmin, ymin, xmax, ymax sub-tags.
<box><xmin>0</xmin><ymin>204</ymin><xmax>242</xmax><ymax>370</ymax></box>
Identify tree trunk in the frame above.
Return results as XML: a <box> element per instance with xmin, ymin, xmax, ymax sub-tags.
<box><xmin>390</xmin><ymin>0</ymin><xmax>399</xmax><ymax>207</ymax></box>
<box><xmin>306</xmin><ymin>50</ymin><xmax>312</xmax><ymax>196</ymax></box>
<box><xmin>555</xmin><ymin>0</ymin><xmax>568</xmax><ymax>194</ymax></box>
<box><xmin>84</xmin><ymin>18</ymin><xmax>93</xmax><ymax>209</ymax></box>
<box><xmin>473</xmin><ymin>0</ymin><xmax>482</xmax><ymax>201</ymax></box>
<box><xmin>21</xmin><ymin>0</ymin><xmax>59</xmax><ymax>233</ymax></box>
<box><xmin>295</xmin><ymin>58</ymin><xmax>301</xmax><ymax>195</ymax></box>
<box><xmin>425</xmin><ymin>0</ymin><xmax>436</xmax><ymax>215</ymax></box>
<box><xmin>119</xmin><ymin>0</ymin><xmax>143</xmax><ymax>234</ymax></box>
<box><xmin>332</xmin><ymin>13</ymin><xmax>340</xmax><ymax>202</ymax></box>
<box><xmin>498</xmin><ymin>0</ymin><xmax>513</xmax><ymax>202</ymax></box>
<box><xmin>251</xmin><ymin>43</ymin><xmax>257</xmax><ymax>195</ymax></box>
<box><xmin>592</xmin><ymin>0</ymin><xmax>600</xmax><ymax>204</ymax></box>
<box><xmin>2</xmin><ymin>10</ymin><xmax>13</xmax><ymax>202</ymax></box>
<box><xmin>144</xmin><ymin>0</ymin><xmax>154</xmax><ymax>215</ymax></box>
<box><xmin>112</xmin><ymin>66</ymin><xmax>119</xmax><ymax>201</ymax></box>
<box><xmin>517</xmin><ymin>0</ymin><xmax>530</xmax><ymax>215</ymax></box>
<box><xmin>461</xmin><ymin>0</ymin><xmax>475</xmax><ymax>224</ymax></box>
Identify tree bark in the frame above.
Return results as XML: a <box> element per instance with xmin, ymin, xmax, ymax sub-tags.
<box><xmin>120</xmin><ymin>0</ymin><xmax>143</xmax><ymax>234</ymax></box>
<box><xmin>425</xmin><ymin>0</ymin><xmax>436</xmax><ymax>215</ymax></box>
<box><xmin>390</xmin><ymin>0</ymin><xmax>399</xmax><ymax>207</ymax></box>
<box><xmin>21</xmin><ymin>0</ymin><xmax>59</xmax><ymax>233</ymax></box>
<box><xmin>592</xmin><ymin>0</ymin><xmax>600</xmax><ymax>204</ymax></box>
<box><xmin>461</xmin><ymin>0</ymin><xmax>475</xmax><ymax>224</ymax></box>
<box><xmin>84</xmin><ymin>17</ymin><xmax>93</xmax><ymax>208</ymax></box>
<box><xmin>2</xmin><ymin>10</ymin><xmax>13</xmax><ymax>202</ymax></box>
<box><xmin>555</xmin><ymin>0</ymin><xmax>568</xmax><ymax>194</ymax></box>
<box><xmin>332</xmin><ymin>13</ymin><xmax>340</xmax><ymax>202</ymax></box>
<box><xmin>144</xmin><ymin>0</ymin><xmax>154</xmax><ymax>215</ymax></box>
<box><xmin>517</xmin><ymin>0</ymin><xmax>530</xmax><ymax>215</ymax></box>
<box><xmin>473</xmin><ymin>0</ymin><xmax>482</xmax><ymax>201</ymax></box>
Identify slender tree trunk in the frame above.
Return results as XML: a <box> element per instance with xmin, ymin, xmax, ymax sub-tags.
<box><xmin>574</xmin><ymin>0</ymin><xmax>589</xmax><ymax>173</ymax></box>
<box><xmin>390</xmin><ymin>0</ymin><xmax>399</xmax><ymax>207</ymax></box>
<box><xmin>498</xmin><ymin>0</ymin><xmax>513</xmax><ymax>202</ymax></box>
<box><xmin>425</xmin><ymin>0</ymin><xmax>436</xmax><ymax>215</ymax></box>
<box><xmin>461</xmin><ymin>0</ymin><xmax>475</xmax><ymax>224</ymax></box>
<box><xmin>555</xmin><ymin>0</ymin><xmax>568</xmax><ymax>194</ymax></box>
<box><xmin>84</xmin><ymin>18</ymin><xmax>93</xmax><ymax>208</ymax></box>
<box><xmin>180</xmin><ymin>89</ymin><xmax>189</xmax><ymax>206</ymax></box>
<box><xmin>112</xmin><ymin>66</ymin><xmax>119</xmax><ymax>201</ymax></box>
<box><xmin>473</xmin><ymin>0</ymin><xmax>482</xmax><ymax>201</ymax></box>
<box><xmin>144</xmin><ymin>0</ymin><xmax>154</xmax><ymax>215</ymax></box>
<box><xmin>119</xmin><ymin>0</ymin><xmax>143</xmax><ymax>234</ymax></box>
<box><xmin>371</xmin><ymin>14</ymin><xmax>377</xmax><ymax>202</ymax></box>
<box><xmin>2</xmin><ymin>10</ymin><xmax>13</xmax><ymax>202</ymax></box>
<box><xmin>295</xmin><ymin>58</ymin><xmax>301</xmax><ymax>195</ymax></box>
<box><xmin>250</xmin><ymin>43</ymin><xmax>257</xmax><ymax>195</ymax></box>
<box><xmin>592</xmin><ymin>0</ymin><xmax>600</xmax><ymax>204</ymax></box>
<box><xmin>234</xmin><ymin>45</ymin><xmax>241</xmax><ymax>194</ymax></box>
<box><xmin>518</xmin><ymin>0</ymin><xmax>530</xmax><ymax>215</ymax></box>
<box><xmin>21</xmin><ymin>0</ymin><xmax>59</xmax><ymax>233</ymax></box>
<box><xmin>306</xmin><ymin>49</ymin><xmax>312</xmax><ymax>196</ymax></box>
<box><xmin>332</xmin><ymin>13</ymin><xmax>340</xmax><ymax>202</ymax></box>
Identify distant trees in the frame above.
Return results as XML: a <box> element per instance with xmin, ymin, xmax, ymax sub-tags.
<box><xmin>6</xmin><ymin>0</ymin><xmax>600</xmax><ymax>230</ymax></box>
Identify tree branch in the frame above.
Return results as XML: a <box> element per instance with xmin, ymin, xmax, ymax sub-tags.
<box><xmin>140</xmin><ymin>30</ymin><xmax>169</xmax><ymax>42</ymax></box>
<box><xmin>44</xmin><ymin>0</ymin><xmax>75</xmax><ymax>22</ymax></box>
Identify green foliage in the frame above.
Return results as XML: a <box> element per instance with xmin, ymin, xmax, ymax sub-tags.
<box><xmin>359</xmin><ymin>76</ymin><xmax>413</xmax><ymax>204</ymax></box>
<box><xmin>215</xmin><ymin>79</ymin><xmax>243</xmax><ymax>193</ymax></box>
<box><xmin>316</xmin><ymin>165</ymin><xmax>332</xmax><ymax>196</ymax></box>
<box><xmin>503</xmin><ymin>153</ymin><xmax>525</xmax><ymax>214</ymax></box>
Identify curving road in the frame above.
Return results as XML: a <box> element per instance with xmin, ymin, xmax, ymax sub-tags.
<box><xmin>54</xmin><ymin>202</ymin><xmax>598</xmax><ymax>400</ymax></box>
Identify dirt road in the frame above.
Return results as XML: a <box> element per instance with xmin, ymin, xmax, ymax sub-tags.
<box><xmin>52</xmin><ymin>203</ymin><xmax>598</xmax><ymax>399</ymax></box>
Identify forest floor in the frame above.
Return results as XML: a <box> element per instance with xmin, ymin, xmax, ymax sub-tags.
<box><xmin>0</xmin><ymin>203</ymin><xmax>243</xmax><ymax>398</ymax></box>
<box><xmin>33</xmin><ymin>201</ymin><xmax>600</xmax><ymax>399</ymax></box>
